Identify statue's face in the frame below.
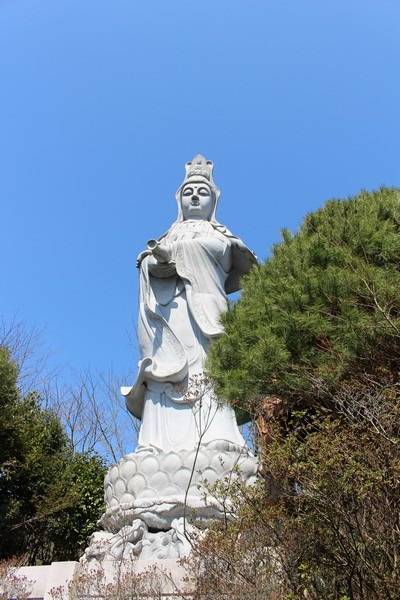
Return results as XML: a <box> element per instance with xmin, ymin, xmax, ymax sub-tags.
<box><xmin>181</xmin><ymin>183</ymin><xmax>213</xmax><ymax>220</ymax></box>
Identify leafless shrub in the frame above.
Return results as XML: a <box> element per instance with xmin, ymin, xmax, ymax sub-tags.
<box><xmin>0</xmin><ymin>315</ymin><xmax>140</xmax><ymax>462</ymax></box>
<box><xmin>0</xmin><ymin>315</ymin><xmax>56</xmax><ymax>398</ymax></box>
<box><xmin>0</xmin><ymin>559</ymin><xmax>33</xmax><ymax>600</ymax></box>
<box><xmin>49</xmin><ymin>561</ymin><xmax>189</xmax><ymax>599</ymax></box>
<box><xmin>51</xmin><ymin>367</ymin><xmax>139</xmax><ymax>462</ymax></box>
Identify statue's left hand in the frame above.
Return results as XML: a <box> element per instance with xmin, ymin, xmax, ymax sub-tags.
<box><xmin>136</xmin><ymin>250</ymin><xmax>152</xmax><ymax>268</ymax></box>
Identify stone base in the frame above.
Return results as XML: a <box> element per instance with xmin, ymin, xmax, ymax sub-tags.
<box><xmin>88</xmin><ymin>442</ymin><xmax>258</xmax><ymax>561</ymax></box>
<box><xmin>14</xmin><ymin>562</ymin><xmax>79</xmax><ymax>600</ymax></box>
<box><xmin>10</xmin><ymin>446</ymin><xmax>257</xmax><ymax>597</ymax></box>
<box><xmin>14</xmin><ymin>558</ymin><xmax>191</xmax><ymax>599</ymax></box>
<box><xmin>101</xmin><ymin>443</ymin><xmax>257</xmax><ymax>531</ymax></box>
<box><xmin>81</xmin><ymin>517</ymin><xmax>198</xmax><ymax>562</ymax></box>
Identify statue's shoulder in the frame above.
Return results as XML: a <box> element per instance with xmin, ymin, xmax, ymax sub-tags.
<box><xmin>213</xmin><ymin>223</ymin><xmax>257</xmax><ymax>259</ymax></box>
<box><xmin>212</xmin><ymin>223</ymin><xmax>257</xmax><ymax>294</ymax></box>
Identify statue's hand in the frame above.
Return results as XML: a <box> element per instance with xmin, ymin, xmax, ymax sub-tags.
<box><xmin>136</xmin><ymin>250</ymin><xmax>151</xmax><ymax>268</ymax></box>
<box><xmin>147</xmin><ymin>239</ymin><xmax>171</xmax><ymax>263</ymax></box>
<box><xmin>154</xmin><ymin>243</ymin><xmax>171</xmax><ymax>263</ymax></box>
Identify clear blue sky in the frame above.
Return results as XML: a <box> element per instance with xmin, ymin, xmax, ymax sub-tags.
<box><xmin>1</xmin><ymin>0</ymin><xmax>399</xmax><ymax>381</ymax></box>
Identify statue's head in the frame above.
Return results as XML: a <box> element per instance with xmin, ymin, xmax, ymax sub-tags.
<box><xmin>175</xmin><ymin>154</ymin><xmax>220</xmax><ymax>222</ymax></box>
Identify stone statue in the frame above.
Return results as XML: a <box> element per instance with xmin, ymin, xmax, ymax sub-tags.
<box><xmin>122</xmin><ymin>154</ymin><xmax>257</xmax><ymax>453</ymax></box>
<box><xmin>88</xmin><ymin>156</ymin><xmax>258</xmax><ymax>563</ymax></box>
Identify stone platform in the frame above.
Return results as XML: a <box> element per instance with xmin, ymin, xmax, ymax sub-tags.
<box><xmin>15</xmin><ymin>558</ymin><xmax>191</xmax><ymax>599</ymax></box>
<box><xmin>84</xmin><ymin>442</ymin><xmax>258</xmax><ymax>562</ymax></box>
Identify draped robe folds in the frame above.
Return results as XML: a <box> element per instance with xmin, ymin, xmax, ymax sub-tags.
<box><xmin>124</xmin><ymin>220</ymin><xmax>255</xmax><ymax>453</ymax></box>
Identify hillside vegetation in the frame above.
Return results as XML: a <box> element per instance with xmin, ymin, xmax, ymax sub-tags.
<box><xmin>199</xmin><ymin>188</ymin><xmax>400</xmax><ymax>599</ymax></box>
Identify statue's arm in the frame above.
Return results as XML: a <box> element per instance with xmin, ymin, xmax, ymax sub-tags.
<box><xmin>205</xmin><ymin>235</ymin><xmax>232</xmax><ymax>272</ymax></box>
<box><xmin>136</xmin><ymin>250</ymin><xmax>152</xmax><ymax>268</ymax></box>
<box><xmin>137</xmin><ymin>241</ymin><xmax>177</xmax><ymax>277</ymax></box>
<box><xmin>136</xmin><ymin>240</ymin><xmax>173</xmax><ymax>269</ymax></box>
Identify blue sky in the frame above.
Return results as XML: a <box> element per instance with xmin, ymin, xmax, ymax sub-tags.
<box><xmin>1</xmin><ymin>0</ymin><xmax>399</xmax><ymax>383</ymax></box>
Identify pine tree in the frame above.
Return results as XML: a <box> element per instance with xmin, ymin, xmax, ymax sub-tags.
<box><xmin>208</xmin><ymin>187</ymin><xmax>400</xmax><ymax>414</ymax></box>
<box><xmin>199</xmin><ymin>187</ymin><xmax>400</xmax><ymax>597</ymax></box>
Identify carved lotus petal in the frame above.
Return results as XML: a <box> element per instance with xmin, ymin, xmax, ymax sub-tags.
<box><xmin>199</xmin><ymin>467</ymin><xmax>219</xmax><ymax>486</ymax></box>
<box><xmin>114</xmin><ymin>477</ymin><xmax>126</xmax><ymax>497</ymax></box>
<box><xmin>161</xmin><ymin>483</ymin><xmax>182</xmax><ymax>497</ymax></box>
<box><xmin>160</xmin><ymin>451</ymin><xmax>183</xmax><ymax>472</ymax></box>
<box><xmin>183</xmin><ymin>449</ymin><xmax>209</xmax><ymax>471</ymax></box>
<box><xmin>108</xmin><ymin>465</ymin><xmax>119</xmax><ymax>484</ymax></box>
<box><xmin>139</xmin><ymin>454</ymin><xmax>160</xmax><ymax>476</ymax></box>
<box><xmin>105</xmin><ymin>484</ymin><xmax>113</xmax><ymax>503</ymax></box>
<box><xmin>120</xmin><ymin>458</ymin><xmax>138</xmax><ymax>480</ymax></box>
<box><xmin>172</xmin><ymin>466</ymin><xmax>192</xmax><ymax>490</ymax></box>
<box><xmin>140</xmin><ymin>486</ymin><xmax>158</xmax><ymax>499</ymax></box>
<box><xmin>127</xmin><ymin>473</ymin><xmax>147</xmax><ymax>494</ymax></box>
<box><xmin>237</xmin><ymin>456</ymin><xmax>258</xmax><ymax>476</ymax></box>
<box><xmin>149</xmin><ymin>469</ymin><xmax>171</xmax><ymax>490</ymax></box>
<box><xmin>119</xmin><ymin>492</ymin><xmax>135</xmax><ymax>504</ymax></box>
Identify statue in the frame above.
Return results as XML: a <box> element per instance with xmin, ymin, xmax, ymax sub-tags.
<box><xmin>122</xmin><ymin>154</ymin><xmax>257</xmax><ymax>453</ymax></box>
<box><xmin>89</xmin><ymin>156</ymin><xmax>258</xmax><ymax>563</ymax></box>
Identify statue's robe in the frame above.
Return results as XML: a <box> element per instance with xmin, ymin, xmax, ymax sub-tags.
<box><xmin>123</xmin><ymin>220</ymin><xmax>256</xmax><ymax>452</ymax></box>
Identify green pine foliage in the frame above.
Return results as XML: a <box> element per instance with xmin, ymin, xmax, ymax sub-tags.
<box><xmin>198</xmin><ymin>187</ymin><xmax>400</xmax><ymax>598</ymax></box>
<box><xmin>208</xmin><ymin>187</ymin><xmax>400</xmax><ymax>413</ymax></box>
<box><xmin>0</xmin><ymin>347</ymin><xmax>106</xmax><ymax>564</ymax></box>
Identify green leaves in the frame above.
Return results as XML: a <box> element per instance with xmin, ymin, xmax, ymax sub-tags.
<box><xmin>200</xmin><ymin>187</ymin><xmax>400</xmax><ymax>598</ymax></box>
<box><xmin>0</xmin><ymin>349</ymin><xmax>106</xmax><ymax>563</ymax></box>
<box><xmin>208</xmin><ymin>187</ymin><xmax>400</xmax><ymax>414</ymax></box>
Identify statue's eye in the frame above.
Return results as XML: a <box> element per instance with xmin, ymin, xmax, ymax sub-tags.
<box><xmin>198</xmin><ymin>187</ymin><xmax>210</xmax><ymax>196</ymax></box>
<box><xmin>182</xmin><ymin>187</ymin><xmax>193</xmax><ymax>196</ymax></box>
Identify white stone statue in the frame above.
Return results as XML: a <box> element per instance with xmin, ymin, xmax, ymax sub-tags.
<box><xmin>122</xmin><ymin>154</ymin><xmax>257</xmax><ymax>454</ymax></box>
<box><xmin>89</xmin><ymin>156</ymin><xmax>258</xmax><ymax>563</ymax></box>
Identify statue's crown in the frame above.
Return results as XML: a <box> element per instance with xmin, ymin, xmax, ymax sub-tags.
<box><xmin>184</xmin><ymin>154</ymin><xmax>214</xmax><ymax>184</ymax></box>
<box><xmin>176</xmin><ymin>153</ymin><xmax>220</xmax><ymax>219</ymax></box>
